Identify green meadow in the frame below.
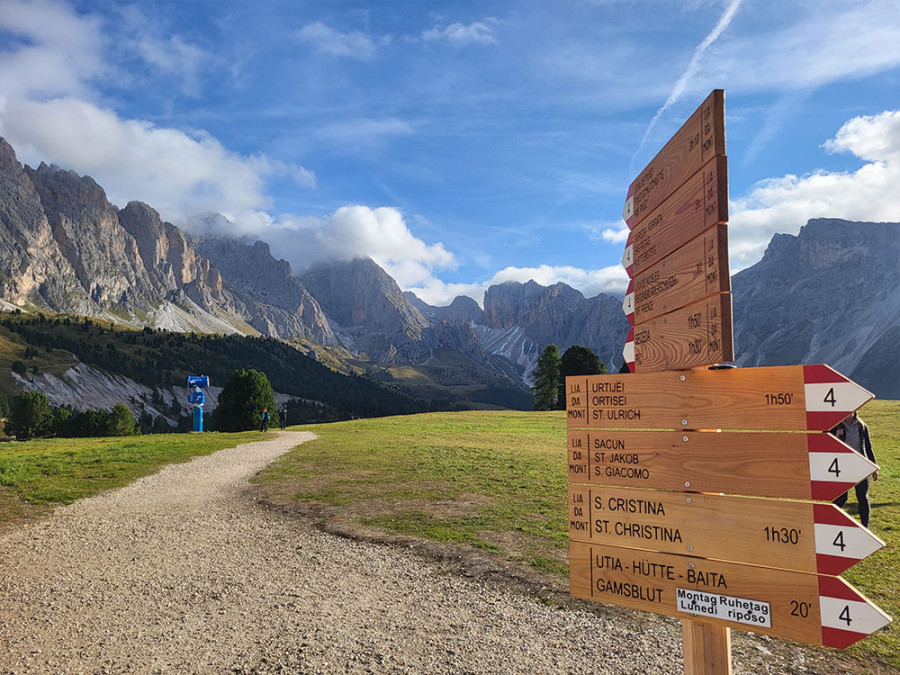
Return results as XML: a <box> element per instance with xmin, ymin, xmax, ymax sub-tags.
<box><xmin>1</xmin><ymin>401</ymin><xmax>897</xmax><ymax>668</ymax></box>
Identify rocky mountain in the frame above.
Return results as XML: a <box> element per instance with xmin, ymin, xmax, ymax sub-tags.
<box><xmin>192</xmin><ymin>235</ymin><xmax>336</xmax><ymax>345</ymax></box>
<box><xmin>2</xmin><ymin>133</ymin><xmax>898</xmax><ymax>408</ymax></box>
<box><xmin>732</xmin><ymin>218</ymin><xmax>900</xmax><ymax>398</ymax></box>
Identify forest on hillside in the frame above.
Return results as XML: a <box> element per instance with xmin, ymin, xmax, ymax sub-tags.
<box><xmin>0</xmin><ymin>313</ymin><xmax>435</xmax><ymax>424</ymax></box>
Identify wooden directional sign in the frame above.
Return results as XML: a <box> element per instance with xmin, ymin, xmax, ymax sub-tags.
<box><xmin>623</xmin><ymin>90</ymin><xmax>726</xmax><ymax>230</ymax></box>
<box><xmin>622</xmin><ymin>292</ymin><xmax>733</xmax><ymax>372</ymax></box>
<box><xmin>567</xmin><ymin>485</ymin><xmax>883</xmax><ymax>575</ymax></box>
<box><xmin>623</xmin><ymin>156</ymin><xmax>729</xmax><ymax>279</ymax></box>
<box><xmin>567</xmin><ymin>429</ymin><xmax>878</xmax><ymax>501</ymax></box>
<box><xmin>566</xmin><ymin>365</ymin><xmax>873</xmax><ymax>432</ymax></box>
<box><xmin>569</xmin><ymin>541</ymin><xmax>891</xmax><ymax>648</ymax></box>
<box><xmin>624</xmin><ymin>223</ymin><xmax>730</xmax><ymax>326</ymax></box>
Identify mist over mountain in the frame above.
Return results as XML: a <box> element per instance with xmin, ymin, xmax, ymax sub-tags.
<box><xmin>1</xmin><ymin>134</ymin><xmax>897</xmax><ymax>408</ymax></box>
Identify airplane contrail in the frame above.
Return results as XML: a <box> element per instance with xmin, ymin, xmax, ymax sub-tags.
<box><xmin>633</xmin><ymin>0</ymin><xmax>744</xmax><ymax>171</ymax></box>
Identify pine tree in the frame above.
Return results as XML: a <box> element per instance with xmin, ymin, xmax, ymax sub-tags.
<box><xmin>6</xmin><ymin>392</ymin><xmax>54</xmax><ymax>440</ymax></box>
<box><xmin>532</xmin><ymin>345</ymin><xmax>561</xmax><ymax>411</ymax></box>
<box><xmin>557</xmin><ymin>345</ymin><xmax>606</xmax><ymax>409</ymax></box>
<box><xmin>213</xmin><ymin>368</ymin><xmax>277</xmax><ymax>432</ymax></box>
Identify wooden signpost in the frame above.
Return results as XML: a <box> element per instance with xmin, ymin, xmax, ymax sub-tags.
<box><xmin>568</xmin><ymin>88</ymin><xmax>890</xmax><ymax>673</ymax></box>
<box><xmin>624</xmin><ymin>223</ymin><xmax>729</xmax><ymax>326</ymax></box>
<box><xmin>567</xmin><ymin>429</ymin><xmax>878</xmax><ymax>501</ymax></box>
<box><xmin>623</xmin><ymin>156</ymin><xmax>729</xmax><ymax>278</ymax></box>
<box><xmin>570</xmin><ymin>541</ymin><xmax>891</xmax><ymax>648</ymax></box>
<box><xmin>622</xmin><ymin>292</ymin><xmax>733</xmax><ymax>372</ymax></box>
<box><xmin>566</xmin><ymin>365</ymin><xmax>874</xmax><ymax>432</ymax></box>
<box><xmin>567</xmin><ymin>485</ymin><xmax>884</xmax><ymax>575</ymax></box>
<box><xmin>623</xmin><ymin>90</ymin><xmax>726</xmax><ymax>231</ymax></box>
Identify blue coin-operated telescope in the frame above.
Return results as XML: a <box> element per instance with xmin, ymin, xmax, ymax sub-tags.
<box><xmin>187</xmin><ymin>375</ymin><xmax>210</xmax><ymax>432</ymax></box>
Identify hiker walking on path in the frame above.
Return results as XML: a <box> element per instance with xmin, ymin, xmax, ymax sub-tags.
<box><xmin>260</xmin><ymin>407</ymin><xmax>271</xmax><ymax>432</ymax></box>
<box><xmin>832</xmin><ymin>411</ymin><xmax>878</xmax><ymax>528</ymax></box>
<box><xmin>279</xmin><ymin>404</ymin><xmax>287</xmax><ymax>430</ymax></box>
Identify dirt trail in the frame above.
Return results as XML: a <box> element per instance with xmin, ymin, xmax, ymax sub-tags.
<box><xmin>0</xmin><ymin>432</ymin><xmax>863</xmax><ymax>673</ymax></box>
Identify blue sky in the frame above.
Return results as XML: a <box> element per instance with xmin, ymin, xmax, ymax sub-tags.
<box><xmin>1</xmin><ymin>0</ymin><xmax>898</xmax><ymax>306</ymax></box>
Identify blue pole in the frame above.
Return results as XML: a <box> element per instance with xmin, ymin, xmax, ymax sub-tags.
<box><xmin>193</xmin><ymin>404</ymin><xmax>204</xmax><ymax>433</ymax></box>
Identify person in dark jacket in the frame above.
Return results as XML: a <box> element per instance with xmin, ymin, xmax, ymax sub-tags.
<box><xmin>832</xmin><ymin>411</ymin><xmax>878</xmax><ymax>528</ymax></box>
<box><xmin>279</xmin><ymin>405</ymin><xmax>287</xmax><ymax>431</ymax></box>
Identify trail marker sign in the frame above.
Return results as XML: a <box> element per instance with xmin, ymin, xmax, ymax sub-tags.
<box><xmin>567</xmin><ymin>429</ymin><xmax>877</xmax><ymax>501</ymax></box>
<box><xmin>624</xmin><ymin>223</ymin><xmax>730</xmax><ymax>326</ymax></box>
<box><xmin>567</xmin><ymin>485</ymin><xmax>884</xmax><ymax>575</ymax></box>
<box><xmin>570</xmin><ymin>541</ymin><xmax>891</xmax><ymax>648</ymax></box>
<box><xmin>623</xmin><ymin>90</ymin><xmax>725</xmax><ymax>230</ymax></box>
<box><xmin>568</xmin><ymin>88</ymin><xmax>889</xmax><ymax>673</ymax></box>
<box><xmin>566</xmin><ymin>365</ymin><xmax>873</xmax><ymax>432</ymax></box>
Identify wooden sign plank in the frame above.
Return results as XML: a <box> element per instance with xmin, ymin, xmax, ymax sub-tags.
<box><xmin>567</xmin><ymin>485</ymin><xmax>883</xmax><ymax>575</ymax></box>
<box><xmin>567</xmin><ymin>429</ymin><xmax>877</xmax><ymax>501</ymax></box>
<box><xmin>623</xmin><ymin>90</ymin><xmax>725</xmax><ymax>230</ymax></box>
<box><xmin>565</xmin><ymin>365</ymin><xmax>873</xmax><ymax>432</ymax></box>
<box><xmin>624</xmin><ymin>224</ymin><xmax>730</xmax><ymax>326</ymax></box>
<box><xmin>569</xmin><ymin>541</ymin><xmax>891</xmax><ymax>647</ymax></box>
<box><xmin>623</xmin><ymin>292</ymin><xmax>733</xmax><ymax>372</ymax></box>
<box><xmin>623</xmin><ymin>155</ymin><xmax>729</xmax><ymax>278</ymax></box>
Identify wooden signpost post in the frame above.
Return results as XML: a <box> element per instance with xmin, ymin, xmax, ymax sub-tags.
<box><xmin>569</xmin><ymin>89</ymin><xmax>890</xmax><ymax>673</ymax></box>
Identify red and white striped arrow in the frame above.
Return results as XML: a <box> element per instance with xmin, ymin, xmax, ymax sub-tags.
<box><xmin>818</xmin><ymin>576</ymin><xmax>892</xmax><ymax>648</ymax></box>
<box><xmin>622</xmin><ymin>186</ymin><xmax>635</xmax><ymax>229</ymax></box>
<box><xmin>621</xmin><ymin>230</ymin><xmax>633</xmax><ymax>278</ymax></box>
<box><xmin>622</xmin><ymin>279</ymin><xmax>635</xmax><ymax>325</ymax></box>
<box><xmin>808</xmin><ymin>433</ymin><xmax>879</xmax><ymax>501</ymax></box>
<box><xmin>803</xmin><ymin>365</ymin><xmax>874</xmax><ymax>431</ymax></box>
<box><xmin>813</xmin><ymin>503</ymin><xmax>885</xmax><ymax>576</ymax></box>
<box><xmin>622</xmin><ymin>327</ymin><xmax>634</xmax><ymax>372</ymax></box>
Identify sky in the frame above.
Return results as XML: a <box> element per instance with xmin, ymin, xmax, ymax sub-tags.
<box><xmin>0</xmin><ymin>0</ymin><xmax>898</xmax><ymax>307</ymax></box>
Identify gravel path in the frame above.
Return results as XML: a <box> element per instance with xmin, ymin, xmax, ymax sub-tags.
<box><xmin>0</xmin><ymin>433</ymin><xmax>854</xmax><ymax>673</ymax></box>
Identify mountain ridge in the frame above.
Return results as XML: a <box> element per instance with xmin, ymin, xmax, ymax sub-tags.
<box><xmin>1</xmin><ymin>134</ymin><xmax>897</xmax><ymax>405</ymax></box>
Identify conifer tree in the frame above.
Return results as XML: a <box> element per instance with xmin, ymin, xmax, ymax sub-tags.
<box><xmin>557</xmin><ymin>345</ymin><xmax>606</xmax><ymax>409</ymax></box>
<box><xmin>532</xmin><ymin>345</ymin><xmax>561</xmax><ymax>411</ymax></box>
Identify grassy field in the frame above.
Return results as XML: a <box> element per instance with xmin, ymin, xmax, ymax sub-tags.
<box><xmin>255</xmin><ymin>401</ymin><xmax>900</xmax><ymax>668</ymax></box>
<box><xmin>0</xmin><ymin>401</ymin><xmax>897</xmax><ymax>668</ymax></box>
<box><xmin>0</xmin><ymin>431</ymin><xmax>262</xmax><ymax>530</ymax></box>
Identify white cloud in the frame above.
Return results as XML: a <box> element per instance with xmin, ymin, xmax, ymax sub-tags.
<box><xmin>421</xmin><ymin>20</ymin><xmax>498</xmax><ymax>46</ymax></box>
<box><xmin>0</xmin><ymin>98</ymin><xmax>314</xmax><ymax>223</ymax></box>
<box><xmin>257</xmin><ymin>206</ymin><xmax>457</xmax><ymax>286</ymax></box>
<box><xmin>295</xmin><ymin>22</ymin><xmax>386</xmax><ymax>59</ymax></box>
<box><xmin>730</xmin><ymin>110</ymin><xmax>900</xmax><ymax>269</ymax></box>
<box><xmin>0</xmin><ymin>0</ymin><xmax>106</xmax><ymax>101</ymax></box>
<box><xmin>600</xmin><ymin>224</ymin><xmax>630</xmax><ymax>244</ymax></box>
